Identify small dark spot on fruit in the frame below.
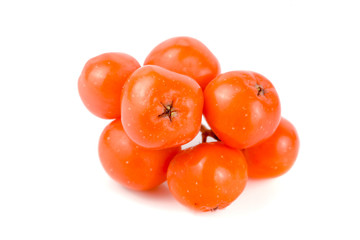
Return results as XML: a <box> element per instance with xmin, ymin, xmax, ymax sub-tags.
<box><xmin>210</xmin><ymin>205</ymin><xmax>219</xmax><ymax>211</ymax></box>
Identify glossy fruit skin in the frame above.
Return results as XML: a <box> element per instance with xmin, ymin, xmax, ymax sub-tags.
<box><xmin>243</xmin><ymin>118</ymin><xmax>299</xmax><ymax>179</ymax></box>
<box><xmin>204</xmin><ymin>71</ymin><xmax>281</xmax><ymax>149</ymax></box>
<box><xmin>144</xmin><ymin>36</ymin><xmax>220</xmax><ymax>90</ymax></box>
<box><xmin>78</xmin><ymin>52</ymin><xmax>140</xmax><ymax>119</ymax></box>
<box><xmin>167</xmin><ymin>142</ymin><xmax>248</xmax><ymax>211</ymax></box>
<box><xmin>121</xmin><ymin>65</ymin><xmax>203</xmax><ymax>150</ymax></box>
<box><xmin>98</xmin><ymin>119</ymin><xmax>180</xmax><ymax>190</ymax></box>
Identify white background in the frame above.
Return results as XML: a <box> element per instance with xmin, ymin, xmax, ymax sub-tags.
<box><xmin>1</xmin><ymin>0</ymin><xmax>359</xmax><ymax>239</ymax></box>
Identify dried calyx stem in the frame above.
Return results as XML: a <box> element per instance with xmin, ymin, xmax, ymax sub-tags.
<box><xmin>158</xmin><ymin>102</ymin><xmax>177</xmax><ymax>122</ymax></box>
<box><xmin>255</xmin><ymin>83</ymin><xmax>265</xmax><ymax>96</ymax></box>
<box><xmin>200</xmin><ymin>124</ymin><xmax>220</xmax><ymax>143</ymax></box>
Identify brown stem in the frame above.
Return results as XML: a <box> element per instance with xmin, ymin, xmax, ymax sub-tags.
<box><xmin>255</xmin><ymin>83</ymin><xmax>265</xmax><ymax>96</ymax></box>
<box><xmin>200</xmin><ymin>124</ymin><xmax>220</xmax><ymax>143</ymax></box>
<box><xmin>158</xmin><ymin>102</ymin><xmax>177</xmax><ymax>122</ymax></box>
